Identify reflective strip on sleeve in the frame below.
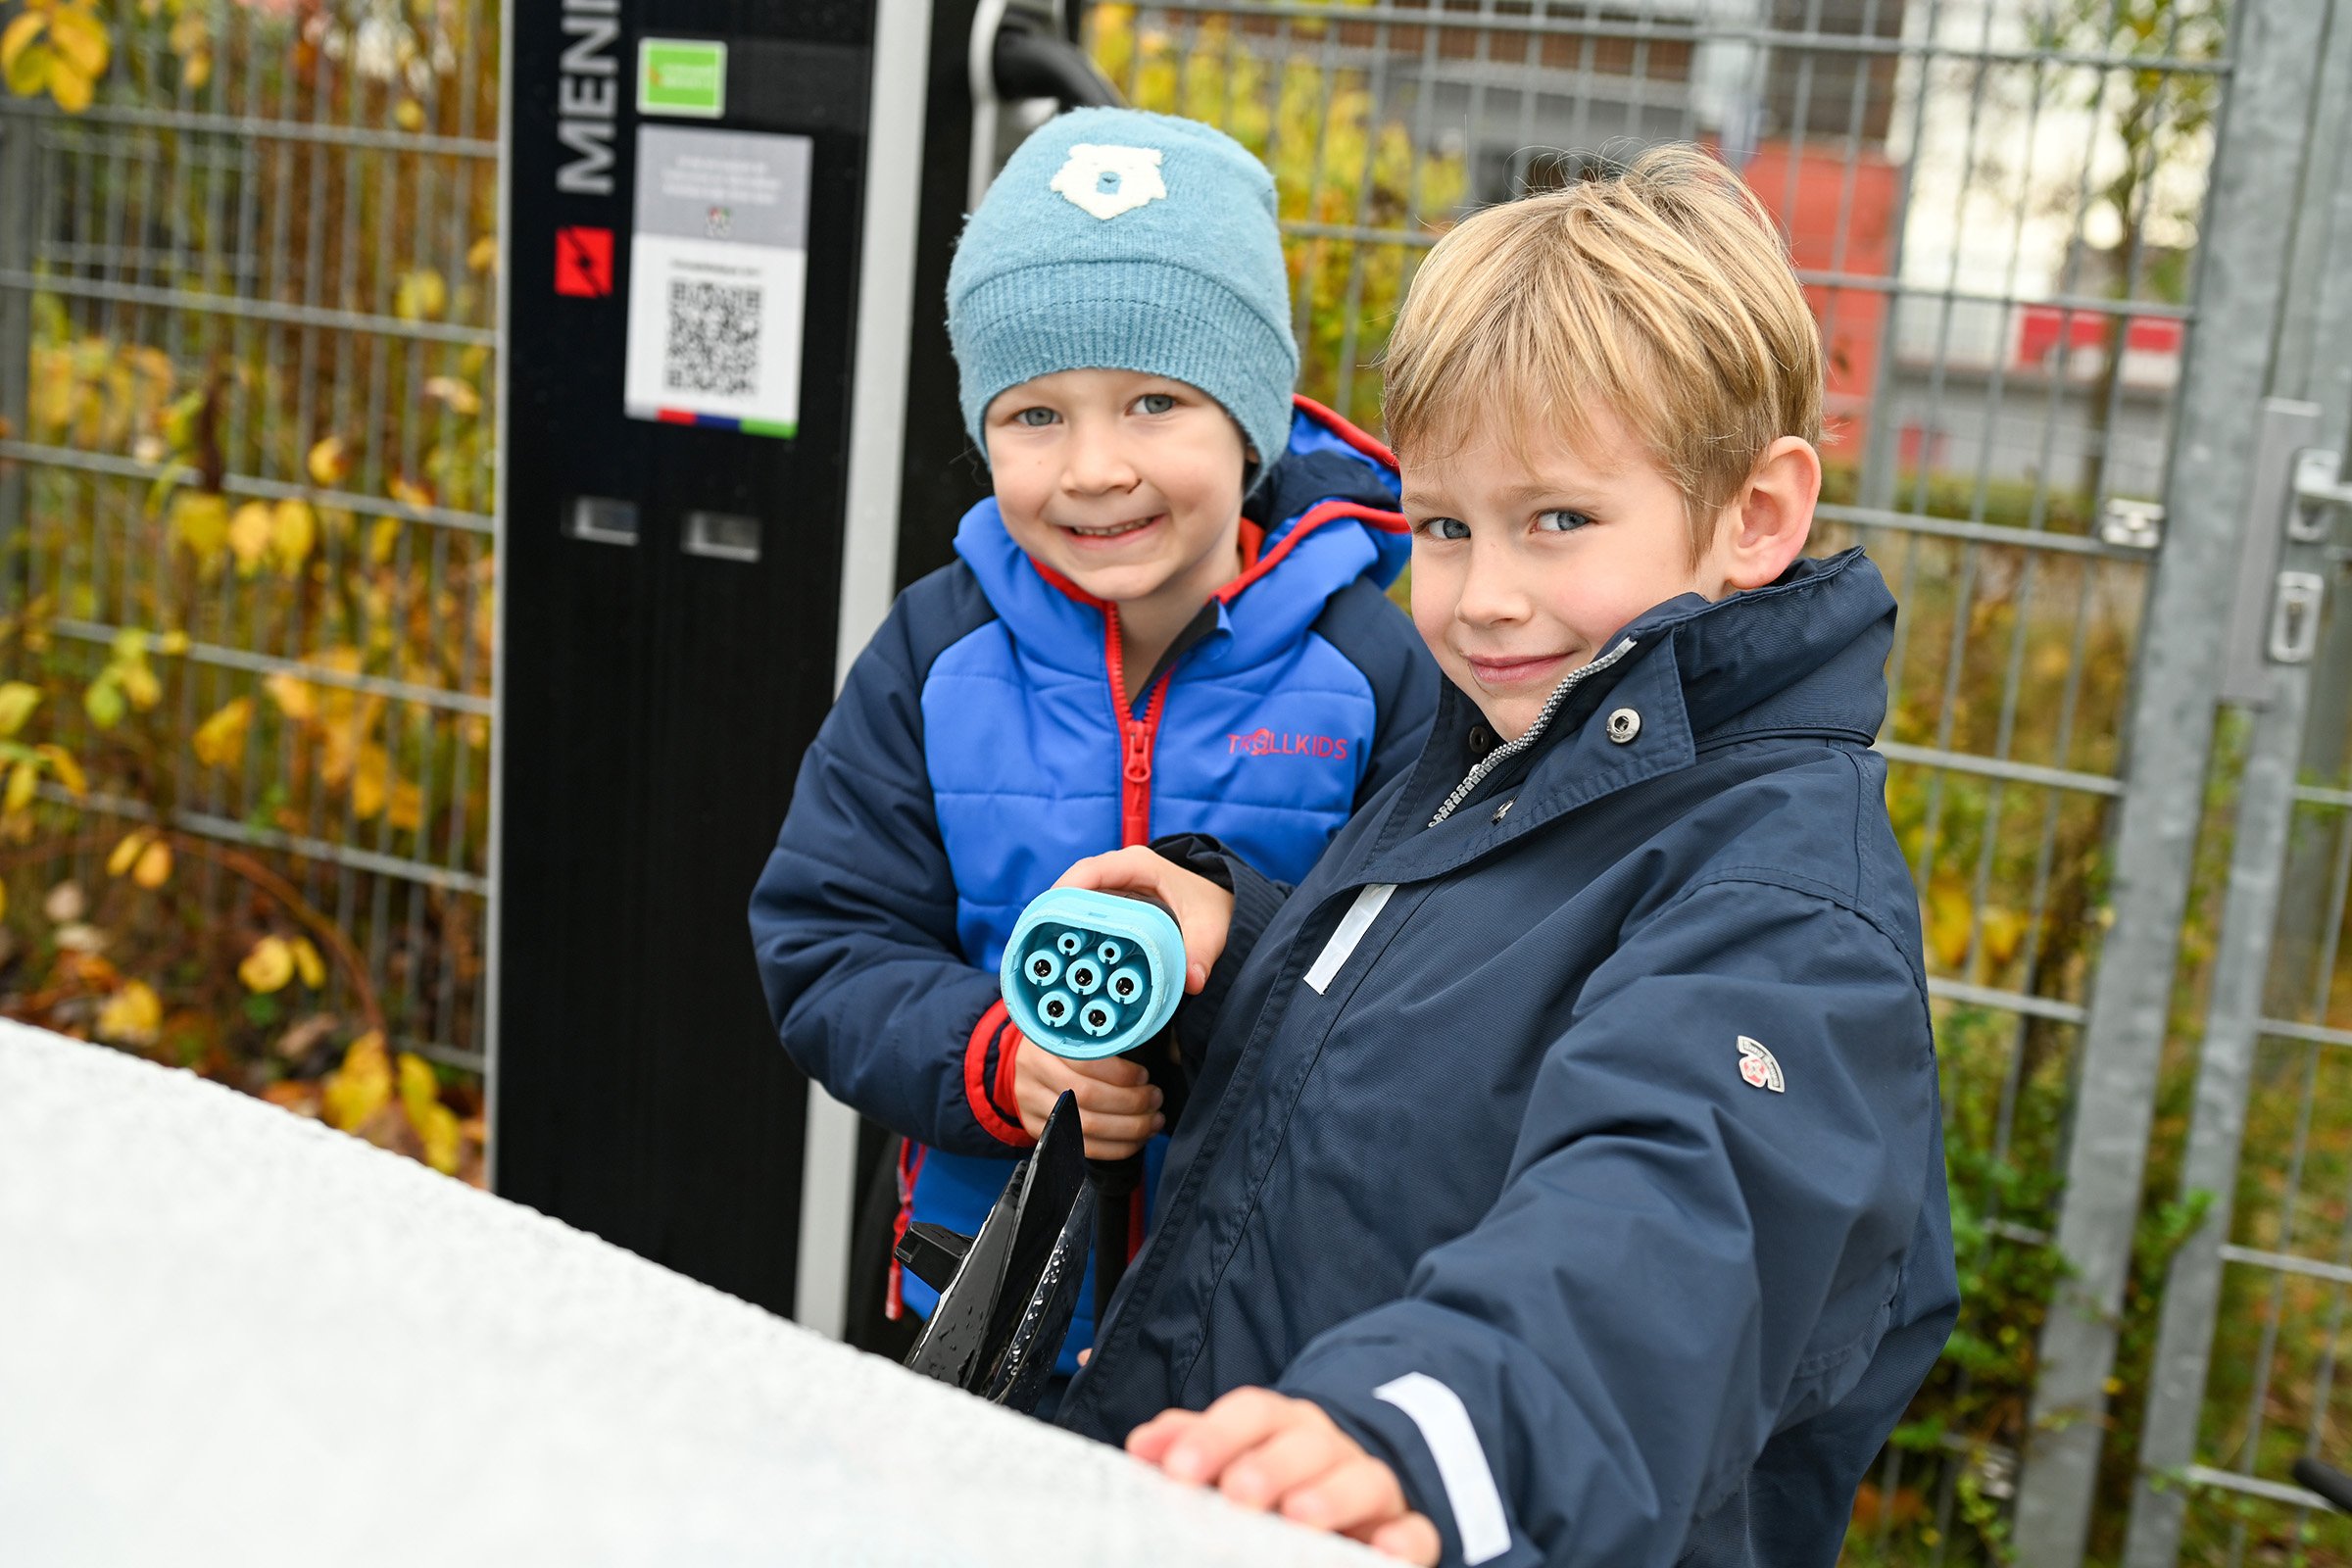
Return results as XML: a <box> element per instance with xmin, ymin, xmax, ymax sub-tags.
<box><xmin>1373</xmin><ymin>1371</ymin><xmax>1511</xmax><ymax>1565</ymax></box>
<box><xmin>1305</xmin><ymin>883</ymin><xmax>1396</xmax><ymax>995</ymax></box>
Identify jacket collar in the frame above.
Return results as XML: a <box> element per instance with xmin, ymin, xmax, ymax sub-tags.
<box><xmin>1352</xmin><ymin>549</ymin><xmax>1895</xmax><ymax>888</ymax></box>
<box><xmin>953</xmin><ymin>397</ymin><xmax>1410</xmax><ymax>679</ymax></box>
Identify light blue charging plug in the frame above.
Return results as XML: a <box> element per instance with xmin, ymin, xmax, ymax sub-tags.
<box><xmin>1000</xmin><ymin>887</ymin><xmax>1185</xmax><ymax>1060</ymax></box>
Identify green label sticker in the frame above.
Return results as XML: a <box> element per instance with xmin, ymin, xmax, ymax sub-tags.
<box><xmin>637</xmin><ymin>39</ymin><xmax>726</xmax><ymax>119</ymax></box>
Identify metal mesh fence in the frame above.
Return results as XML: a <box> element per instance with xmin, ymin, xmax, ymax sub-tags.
<box><xmin>0</xmin><ymin>2</ymin><xmax>498</xmax><ymax>1105</ymax></box>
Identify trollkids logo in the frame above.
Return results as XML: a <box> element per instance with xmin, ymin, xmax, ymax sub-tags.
<box><xmin>1228</xmin><ymin>729</ymin><xmax>1350</xmax><ymax>760</ymax></box>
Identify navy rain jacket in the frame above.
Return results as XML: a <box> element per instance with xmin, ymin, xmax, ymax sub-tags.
<box><xmin>1058</xmin><ymin>549</ymin><xmax>1959</xmax><ymax>1568</ymax></box>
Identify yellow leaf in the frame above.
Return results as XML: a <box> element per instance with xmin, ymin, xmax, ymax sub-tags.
<box><xmin>396</xmin><ymin>1051</ymin><xmax>437</xmax><ymax>1123</ymax></box>
<box><xmin>172</xmin><ymin>490</ymin><xmax>229</xmax><ymax>564</ymax></box>
<box><xmin>132</xmin><ymin>837</ymin><xmax>172</xmax><ymax>889</ymax></box>
<box><xmin>393</xmin><ymin>270</ymin><xmax>447</xmax><ymax>322</ymax></box>
<box><xmin>119</xmin><ymin>661</ymin><xmax>161</xmax><ymax>711</ymax></box>
<box><xmin>290</xmin><ymin>936</ymin><xmax>325</xmax><ymax>989</ymax></box>
<box><xmin>227</xmin><ymin>500</ymin><xmax>272</xmax><ymax>574</ymax></box>
<box><xmin>0</xmin><ymin>681</ymin><xmax>40</xmax><ymax>738</ymax></box>
<box><xmin>466</xmin><ymin>235</ymin><xmax>498</xmax><ymax>274</ymax></box>
<box><xmin>322</xmin><ymin>1031</ymin><xmax>391</xmax><ymax>1133</ymax></box>
<box><xmin>36</xmin><ymin>744</ymin><xmax>87</xmax><ymax>796</ymax></box>
<box><xmin>83</xmin><ymin>675</ymin><xmax>124</xmax><ymax>729</ymax></box>
<box><xmin>394</xmin><ymin>95</ymin><xmax>423</xmax><ymax>131</ymax></box>
<box><xmin>239</xmin><ymin>934</ymin><xmax>295</xmax><ymax>994</ymax></box>
<box><xmin>264</xmin><ymin>671</ymin><xmax>316</xmax><ymax>721</ymax></box>
<box><xmin>191</xmin><ymin>696</ymin><xmax>251</xmax><ymax>767</ymax></box>
<box><xmin>369</xmin><ymin>516</ymin><xmax>401</xmax><ymax>564</ymax></box>
<box><xmin>156</xmin><ymin>628</ymin><xmax>188</xmax><ymax>656</ymax></box>
<box><xmin>178</xmin><ymin>45</ymin><xmax>208</xmax><ymax>91</ymax></box>
<box><xmin>107</xmin><ymin>829</ymin><xmax>149</xmax><ymax>877</ymax></box>
<box><xmin>44</xmin><ymin>6</ymin><xmax>108</xmax><ymax>76</ymax></box>
<box><xmin>45</xmin><ymin>54</ymin><xmax>90</xmax><ymax>112</ymax></box>
<box><xmin>387</xmin><ymin>778</ymin><xmax>422</xmax><ymax>833</ymax></box>
<box><xmin>29</xmin><ymin>345</ymin><xmax>73</xmax><ymax>435</ymax></box>
<box><xmin>421</xmin><ymin>376</ymin><xmax>480</xmax><ymax>416</ymax></box>
<box><xmin>387</xmin><ymin>475</ymin><xmax>432</xmax><ymax>510</ymax></box>
<box><xmin>3</xmin><ymin>760</ymin><xmax>36</xmax><ymax>813</ymax></box>
<box><xmin>0</xmin><ymin>15</ymin><xmax>47</xmax><ymax>90</ymax></box>
<box><xmin>95</xmin><ymin>980</ymin><xmax>163</xmax><ymax>1047</ymax></box>
<box><xmin>352</xmin><ymin>744</ymin><xmax>390</xmax><ymax>819</ymax></box>
<box><xmin>1925</xmin><ymin>879</ymin><xmax>1974</xmax><ymax>973</ymax></box>
<box><xmin>270</xmin><ymin>499</ymin><xmax>317</xmax><ymax>568</ymax></box>
<box><xmin>3</xmin><ymin>42</ymin><xmax>47</xmax><ymax>103</ymax></box>
<box><xmin>393</xmin><ymin>1052</ymin><xmax>462</xmax><ymax>1173</ymax></box>
<box><xmin>416</xmin><ymin>1100</ymin><xmax>461</xmax><ymax>1175</ymax></box>
<box><xmin>318</xmin><ymin>722</ymin><xmax>360</xmax><ymax>786</ymax></box>
<box><xmin>307</xmin><ymin>435</ymin><xmax>350</xmax><ymax>487</ymax></box>
<box><xmin>1980</xmin><ymin>906</ymin><xmax>2031</xmax><ymax>972</ymax></box>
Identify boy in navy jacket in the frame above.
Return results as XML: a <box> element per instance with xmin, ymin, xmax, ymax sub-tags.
<box><xmin>748</xmin><ymin>110</ymin><xmax>1438</xmax><ymax>1373</ymax></box>
<box><xmin>1052</xmin><ymin>144</ymin><xmax>1959</xmax><ymax>1566</ymax></box>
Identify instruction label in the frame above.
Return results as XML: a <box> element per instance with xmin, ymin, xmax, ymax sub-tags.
<box><xmin>622</xmin><ymin>126</ymin><xmax>810</xmax><ymax>439</ymax></box>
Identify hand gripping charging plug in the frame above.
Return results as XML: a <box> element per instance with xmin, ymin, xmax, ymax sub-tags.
<box><xmin>1001</xmin><ymin>886</ymin><xmax>1187</xmax><ymax>1341</ymax></box>
<box><xmin>894</xmin><ymin>889</ymin><xmax>1189</xmax><ymax>1409</ymax></box>
<box><xmin>998</xmin><ymin>888</ymin><xmax>1186</xmax><ymax>1058</ymax></box>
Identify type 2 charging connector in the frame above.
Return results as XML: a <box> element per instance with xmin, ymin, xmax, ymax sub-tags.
<box><xmin>998</xmin><ymin>888</ymin><xmax>1184</xmax><ymax>1061</ymax></box>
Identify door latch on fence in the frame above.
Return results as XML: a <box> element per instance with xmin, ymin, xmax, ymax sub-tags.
<box><xmin>2222</xmin><ymin>405</ymin><xmax>2344</xmax><ymax>701</ymax></box>
<box><xmin>2268</xmin><ymin>449</ymin><xmax>2350</xmax><ymax>667</ymax></box>
<box><xmin>2291</xmin><ymin>448</ymin><xmax>2352</xmax><ymax>543</ymax></box>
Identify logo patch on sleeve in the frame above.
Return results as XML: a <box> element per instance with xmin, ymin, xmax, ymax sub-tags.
<box><xmin>1738</xmin><ymin>1036</ymin><xmax>1786</xmax><ymax>1093</ymax></box>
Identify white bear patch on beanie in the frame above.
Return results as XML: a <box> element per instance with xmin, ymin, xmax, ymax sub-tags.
<box><xmin>1050</xmin><ymin>144</ymin><xmax>1168</xmax><ymax>220</ymax></box>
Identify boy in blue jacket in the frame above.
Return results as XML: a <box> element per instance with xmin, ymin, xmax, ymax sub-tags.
<box><xmin>748</xmin><ymin>109</ymin><xmax>1439</xmax><ymax>1375</ymax></box>
<box><xmin>1051</xmin><ymin>145</ymin><xmax>1959</xmax><ymax>1566</ymax></box>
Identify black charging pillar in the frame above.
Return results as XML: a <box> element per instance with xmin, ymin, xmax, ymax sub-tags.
<box><xmin>496</xmin><ymin>0</ymin><xmax>892</xmax><ymax>1316</ymax></box>
<box><xmin>497</xmin><ymin>0</ymin><xmax>1112</xmax><ymax>1325</ymax></box>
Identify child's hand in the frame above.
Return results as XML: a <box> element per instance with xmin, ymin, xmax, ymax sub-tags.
<box><xmin>1054</xmin><ymin>847</ymin><xmax>1234</xmax><ymax>994</ymax></box>
<box><xmin>1126</xmin><ymin>1389</ymin><xmax>1441</xmax><ymax>1565</ymax></box>
<box><xmin>1012</xmin><ymin>1038</ymin><xmax>1164</xmax><ymax>1158</ymax></box>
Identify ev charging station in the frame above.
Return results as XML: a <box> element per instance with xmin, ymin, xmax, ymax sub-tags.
<box><xmin>495</xmin><ymin>0</ymin><xmax>1111</xmax><ymax>1329</ymax></box>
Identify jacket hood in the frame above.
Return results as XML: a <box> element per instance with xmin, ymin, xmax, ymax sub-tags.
<box><xmin>1632</xmin><ymin>547</ymin><xmax>1895</xmax><ymax>744</ymax></box>
<box><xmin>953</xmin><ymin>396</ymin><xmax>1410</xmax><ymax>680</ymax></box>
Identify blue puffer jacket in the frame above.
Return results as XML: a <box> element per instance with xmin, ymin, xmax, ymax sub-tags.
<box><xmin>750</xmin><ymin>399</ymin><xmax>1442</xmax><ymax>1368</ymax></box>
<box><xmin>1058</xmin><ymin>549</ymin><xmax>1959</xmax><ymax>1567</ymax></box>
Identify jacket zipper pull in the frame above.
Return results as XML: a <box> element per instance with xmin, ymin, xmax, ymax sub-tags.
<box><xmin>1123</xmin><ymin>724</ymin><xmax>1152</xmax><ymax>785</ymax></box>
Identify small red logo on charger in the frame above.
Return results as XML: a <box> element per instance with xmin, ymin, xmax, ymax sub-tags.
<box><xmin>555</xmin><ymin>226</ymin><xmax>613</xmax><ymax>298</ymax></box>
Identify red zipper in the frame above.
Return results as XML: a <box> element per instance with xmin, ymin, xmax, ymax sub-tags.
<box><xmin>1103</xmin><ymin>607</ymin><xmax>1172</xmax><ymax>847</ymax></box>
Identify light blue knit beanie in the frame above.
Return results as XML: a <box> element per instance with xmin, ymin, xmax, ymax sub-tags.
<box><xmin>948</xmin><ymin>108</ymin><xmax>1299</xmax><ymax>477</ymax></box>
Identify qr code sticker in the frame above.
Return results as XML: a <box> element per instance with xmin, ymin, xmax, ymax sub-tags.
<box><xmin>663</xmin><ymin>279</ymin><xmax>761</xmax><ymax>397</ymax></box>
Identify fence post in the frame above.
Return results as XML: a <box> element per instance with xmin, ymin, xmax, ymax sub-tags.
<box><xmin>2123</xmin><ymin>12</ymin><xmax>2352</xmax><ymax>1557</ymax></box>
<box><xmin>0</xmin><ymin>106</ymin><xmax>33</xmax><ymax>559</ymax></box>
<box><xmin>2009</xmin><ymin>2</ymin><xmax>2338</xmax><ymax>1561</ymax></box>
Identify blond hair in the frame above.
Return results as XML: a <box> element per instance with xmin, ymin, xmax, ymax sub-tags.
<box><xmin>1382</xmin><ymin>144</ymin><xmax>1823</xmax><ymax>555</ymax></box>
